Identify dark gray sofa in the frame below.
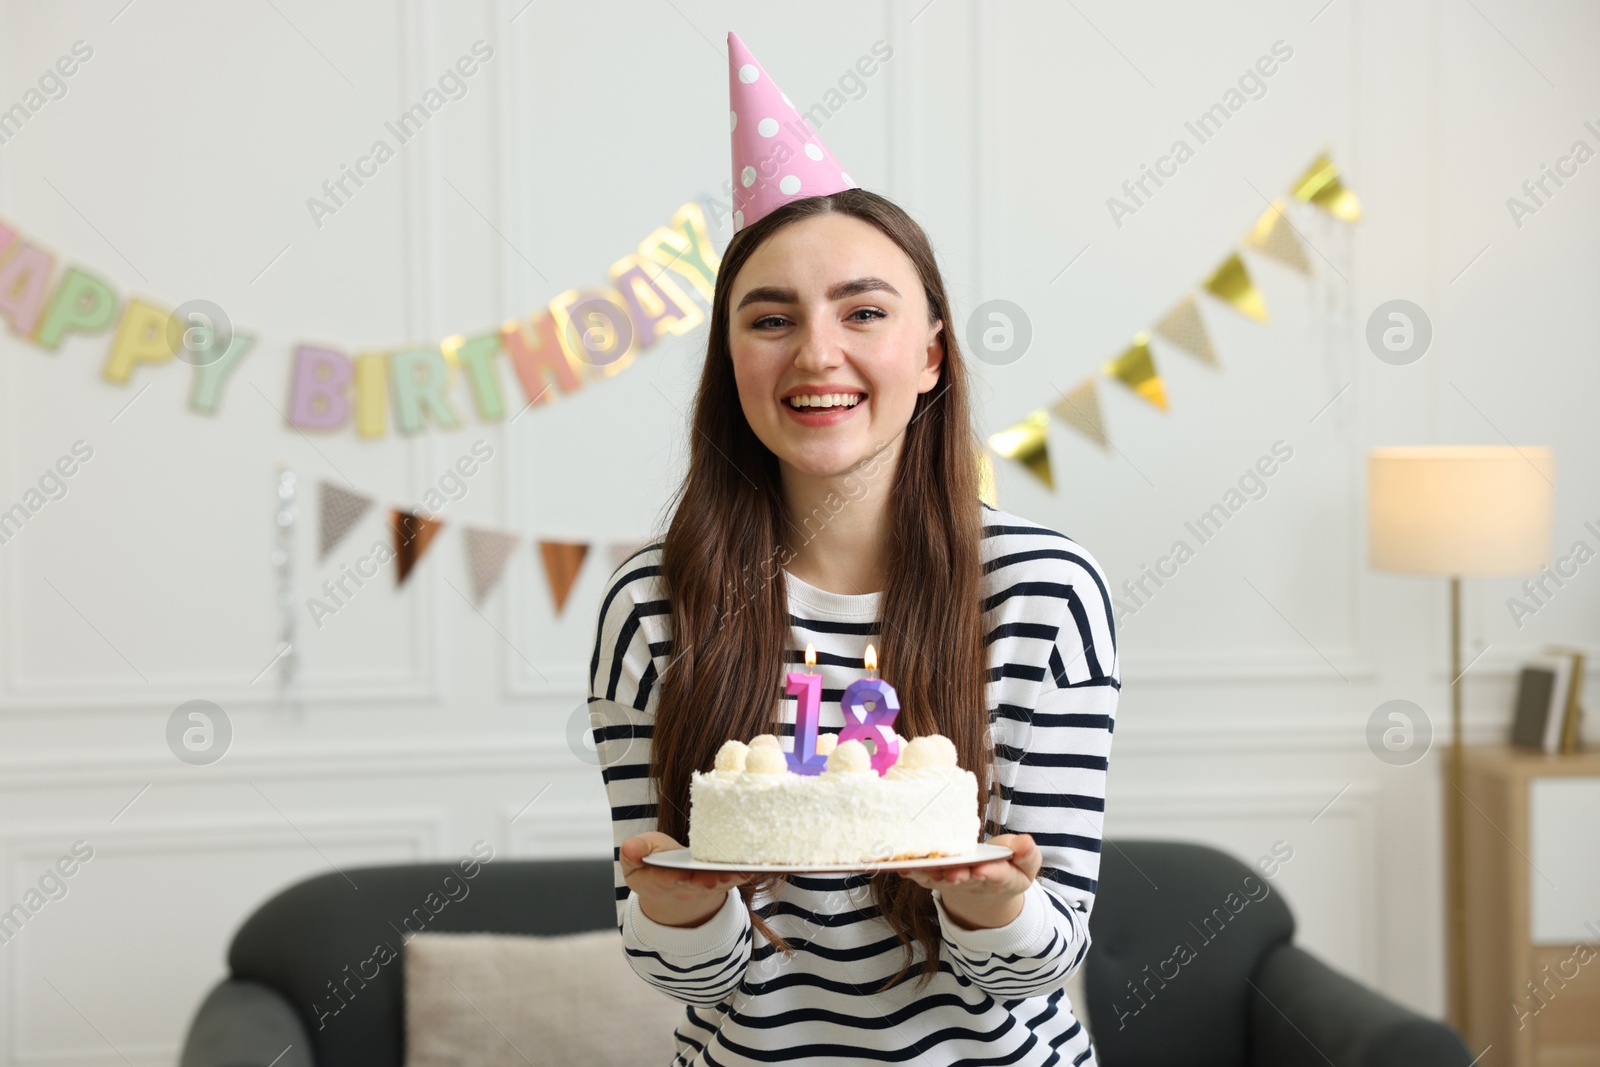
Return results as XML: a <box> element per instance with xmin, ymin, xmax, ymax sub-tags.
<box><xmin>179</xmin><ymin>840</ymin><xmax>1472</xmax><ymax>1066</ymax></box>
<box><xmin>1083</xmin><ymin>841</ymin><xmax>1472</xmax><ymax>1067</ymax></box>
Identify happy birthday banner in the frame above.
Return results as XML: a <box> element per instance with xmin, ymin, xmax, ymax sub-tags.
<box><xmin>988</xmin><ymin>153</ymin><xmax>1362</xmax><ymax>489</ymax></box>
<box><xmin>0</xmin><ymin>202</ymin><xmax>721</xmax><ymax>437</ymax></box>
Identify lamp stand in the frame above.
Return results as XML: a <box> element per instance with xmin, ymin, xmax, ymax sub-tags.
<box><xmin>1446</xmin><ymin>575</ymin><xmax>1469</xmax><ymax>1032</ymax></box>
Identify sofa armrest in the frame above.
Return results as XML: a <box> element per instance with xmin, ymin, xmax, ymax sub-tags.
<box><xmin>179</xmin><ymin>979</ymin><xmax>315</xmax><ymax>1067</ymax></box>
<box><xmin>1249</xmin><ymin>943</ymin><xmax>1472</xmax><ymax>1067</ymax></box>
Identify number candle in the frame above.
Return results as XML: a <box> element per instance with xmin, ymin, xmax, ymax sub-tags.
<box><xmin>838</xmin><ymin>643</ymin><xmax>901</xmax><ymax>775</ymax></box>
<box><xmin>785</xmin><ymin>642</ymin><xmax>829</xmax><ymax>775</ymax></box>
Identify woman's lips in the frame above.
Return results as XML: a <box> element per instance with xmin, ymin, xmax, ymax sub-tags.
<box><xmin>782</xmin><ymin>396</ymin><xmax>865</xmax><ymax>426</ymax></box>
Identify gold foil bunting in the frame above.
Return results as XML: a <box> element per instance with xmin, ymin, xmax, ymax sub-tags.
<box><xmin>987</xmin><ymin>410</ymin><xmax>1053</xmax><ymax>490</ymax></box>
<box><xmin>976</xmin><ymin>448</ymin><xmax>998</xmax><ymax>507</ymax></box>
<box><xmin>958</xmin><ymin>153</ymin><xmax>1359</xmax><ymax>492</ymax></box>
<box><xmin>1202</xmin><ymin>253</ymin><xmax>1269</xmax><ymax>323</ymax></box>
<box><xmin>1290</xmin><ymin>152</ymin><xmax>1362</xmax><ymax>222</ymax></box>
<box><xmin>1101</xmin><ymin>332</ymin><xmax>1169</xmax><ymax>411</ymax></box>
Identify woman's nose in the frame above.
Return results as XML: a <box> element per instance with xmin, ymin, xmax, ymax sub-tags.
<box><xmin>792</xmin><ymin>324</ymin><xmax>844</xmax><ymax>370</ymax></box>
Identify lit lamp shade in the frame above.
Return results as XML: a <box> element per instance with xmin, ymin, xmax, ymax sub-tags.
<box><xmin>1368</xmin><ymin>446</ymin><xmax>1554</xmax><ymax>576</ymax></box>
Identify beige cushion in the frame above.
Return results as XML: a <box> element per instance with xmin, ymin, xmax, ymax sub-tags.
<box><xmin>402</xmin><ymin>930</ymin><xmax>683</xmax><ymax>1067</ymax></box>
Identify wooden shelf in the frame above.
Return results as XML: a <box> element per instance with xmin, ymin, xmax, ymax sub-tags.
<box><xmin>1463</xmin><ymin>744</ymin><xmax>1600</xmax><ymax>781</ymax></box>
<box><xmin>1456</xmin><ymin>742</ymin><xmax>1600</xmax><ymax>1067</ymax></box>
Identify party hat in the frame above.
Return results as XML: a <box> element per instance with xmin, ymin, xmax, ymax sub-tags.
<box><xmin>728</xmin><ymin>31</ymin><xmax>858</xmax><ymax>232</ymax></box>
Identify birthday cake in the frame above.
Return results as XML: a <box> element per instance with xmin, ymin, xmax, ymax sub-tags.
<box><xmin>687</xmin><ymin>733</ymin><xmax>981</xmax><ymax>866</ymax></box>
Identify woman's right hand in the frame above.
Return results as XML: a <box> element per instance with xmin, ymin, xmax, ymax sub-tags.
<box><xmin>620</xmin><ymin>831</ymin><xmax>750</xmax><ymax>929</ymax></box>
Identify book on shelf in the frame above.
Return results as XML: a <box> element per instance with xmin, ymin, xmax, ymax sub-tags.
<box><xmin>1509</xmin><ymin>647</ymin><xmax>1587</xmax><ymax>754</ymax></box>
<box><xmin>1546</xmin><ymin>645</ymin><xmax>1586</xmax><ymax>755</ymax></box>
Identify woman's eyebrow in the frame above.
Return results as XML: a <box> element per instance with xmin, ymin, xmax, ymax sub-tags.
<box><xmin>735</xmin><ymin>276</ymin><xmax>902</xmax><ymax>311</ymax></box>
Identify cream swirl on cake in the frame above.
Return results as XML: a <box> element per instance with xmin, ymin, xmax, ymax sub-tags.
<box><xmin>688</xmin><ymin>732</ymin><xmax>980</xmax><ymax>865</ymax></box>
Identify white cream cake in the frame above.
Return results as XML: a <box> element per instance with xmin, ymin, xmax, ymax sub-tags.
<box><xmin>687</xmin><ymin>733</ymin><xmax>980</xmax><ymax>865</ymax></box>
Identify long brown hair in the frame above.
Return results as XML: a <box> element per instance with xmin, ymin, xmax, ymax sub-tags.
<box><xmin>651</xmin><ymin>188</ymin><xmax>990</xmax><ymax>991</ymax></box>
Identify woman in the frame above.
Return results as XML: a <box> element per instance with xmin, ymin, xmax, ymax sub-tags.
<box><xmin>586</xmin><ymin>182</ymin><xmax>1119</xmax><ymax>1065</ymax></box>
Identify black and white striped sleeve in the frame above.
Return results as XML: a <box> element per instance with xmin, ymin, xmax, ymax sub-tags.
<box><xmin>935</xmin><ymin>539</ymin><xmax>1119</xmax><ymax>998</ymax></box>
<box><xmin>587</xmin><ymin>550</ymin><xmax>753</xmax><ymax>1005</ymax></box>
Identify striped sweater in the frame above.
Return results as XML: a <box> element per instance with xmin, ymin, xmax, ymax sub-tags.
<box><xmin>587</xmin><ymin>501</ymin><xmax>1119</xmax><ymax>1066</ymax></box>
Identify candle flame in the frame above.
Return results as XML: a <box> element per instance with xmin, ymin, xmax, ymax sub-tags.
<box><xmin>864</xmin><ymin>644</ymin><xmax>877</xmax><ymax>672</ymax></box>
<box><xmin>805</xmin><ymin>642</ymin><xmax>816</xmax><ymax>669</ymax></box>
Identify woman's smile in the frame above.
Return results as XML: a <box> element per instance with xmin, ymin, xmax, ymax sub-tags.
<box><xmin>781</xmin><ymin>389</ymin><xmax>868</xmax><ymax>427</ymax></box>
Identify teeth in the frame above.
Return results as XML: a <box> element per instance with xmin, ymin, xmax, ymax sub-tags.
<box><xmin>787</xmin><ymin>393</ymin><xmax>862</xmax><ymax>410</ymax></box>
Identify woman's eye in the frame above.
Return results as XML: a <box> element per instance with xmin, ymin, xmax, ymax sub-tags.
<box><xmin>752</xmin><ymin>309</ymin><xmax>883</xmax><ymax>329</ymax></box>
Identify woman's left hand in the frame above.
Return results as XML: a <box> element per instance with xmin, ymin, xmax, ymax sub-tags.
<box><xmin>892</xmin><ymin>833</ymin><xmax>1041</xmax><ymax>930</ymax></box>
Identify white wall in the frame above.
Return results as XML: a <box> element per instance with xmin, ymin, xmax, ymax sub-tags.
<box><xmin>0</xmin><ymin>0</ymin><xmax>1594</xmax><ymax>1062</ymax></box>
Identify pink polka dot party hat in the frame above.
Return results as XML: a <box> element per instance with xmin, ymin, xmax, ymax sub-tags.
<box><xmin>728</xmin><ymin>30</ymin><xmax>858</xmax><ymax>232</ymax></box>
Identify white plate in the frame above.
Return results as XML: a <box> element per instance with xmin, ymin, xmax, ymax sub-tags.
<box><xmin>641</xmin><ymin>843</ymin><xmax>1014</xmax><ymax>874</ymax></box>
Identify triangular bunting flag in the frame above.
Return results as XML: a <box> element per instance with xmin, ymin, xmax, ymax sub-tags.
<box><xmin>1049</xmin><ymin>377</ymin><xmax>1110</xmax><ymax>449</ymax></box>
<box><xmin>1202</xmin><ymin>253</ymin><xmax>1269</xmax><ymax>323</ymax></box>
<box><xmin>539</xmin><ymin>541</ymin><xmax>590</xmax><ymax>615</ymax></box>
<box><xmin>607</xmin><ymin>539</ymin><xmax>653</xmax><ymax>574</ymax></box>
<box><xmin>391</xmin><ymin>509</ymin><xmax>444</xmax><ymax>586</ymax></box>
<box><xmin>1290</xmin><ymin>152</ymin><xmax>1362</xmax><ymax>222</ymax></box>
<box><xmin>975</xmin><ymin>448</ymin><xmax>998</xmax><ymax>507</ymax></box>
<box><xmin>1101</xmin><ymin>332</ymin><xmax>1170</xmax><ymax>410</ymax></box>
<box><xmin>463</xmin><ymin>528</ymin><xmax>521</xmax><ymax>601</ymax></box>
<box><xmin>987</xmin><ymin>410</ymin><xmax>1053</xmax><ymax>490</ymax></box>
<box><xmin>1152</xmin><ymin>295</ymin><xmax>1219</xmax><ymax>366</ymax></box>
<box><xmin>319</xmin><ymin>482</ymin><xmax>374</xmax><ymax>560</ymax></box>
<box><xmin>1245</xmin><ymin>199</ymin><xmax>1312</xmax><ymax>274</ymax></box>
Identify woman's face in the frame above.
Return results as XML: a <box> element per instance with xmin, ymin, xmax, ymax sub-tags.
<box><xmin>727</xmin><ymin>212</ymin><xmax>944</xmax><ymax>479</ymax></box>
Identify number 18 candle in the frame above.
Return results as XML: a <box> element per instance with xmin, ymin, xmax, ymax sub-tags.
<box><xmin>838</xmin><ymin>643</ymin><xmax>900</xmax><ymax>775</ymax></box>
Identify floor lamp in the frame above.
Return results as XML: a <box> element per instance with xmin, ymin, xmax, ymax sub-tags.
<box><xmin>1367</xmin><ymin>445</ymin><xmax>1555</xmax><ymax>1033</ymax></box>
